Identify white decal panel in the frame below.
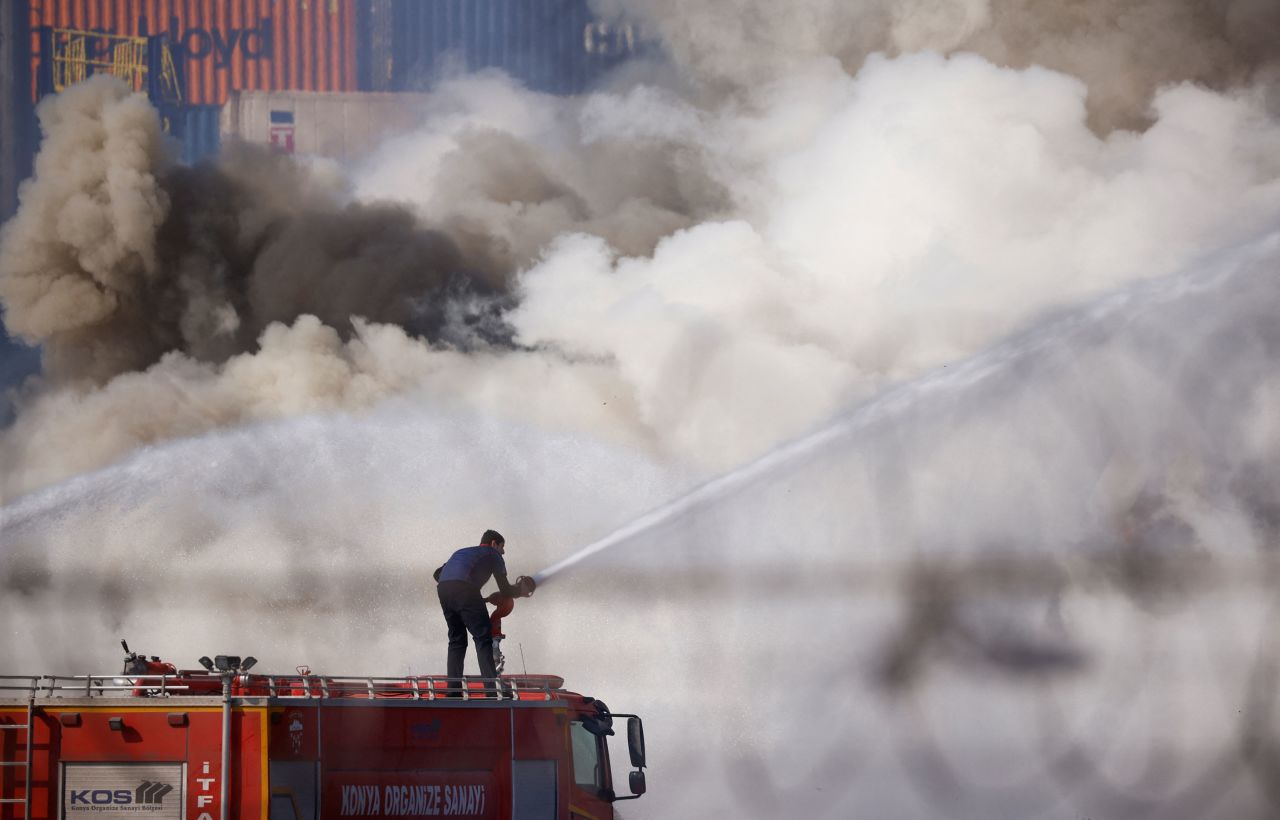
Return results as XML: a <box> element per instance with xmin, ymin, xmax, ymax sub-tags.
<box><xmin>63</xmin><ymin>763</ymin><xmax>183</xmax><ymax>820</ymax></box>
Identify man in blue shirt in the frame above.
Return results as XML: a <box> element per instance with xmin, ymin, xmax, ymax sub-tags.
<box><xmin>433</xmin><ymin>529</ymin><xmax>534</xmax><ymax>690</ymax></box>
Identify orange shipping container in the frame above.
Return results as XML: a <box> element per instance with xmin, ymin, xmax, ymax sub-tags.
<box><xmin>29</xmin><ymin>0</ymin><xmax>358</xmax><ymax>106</ymax></box>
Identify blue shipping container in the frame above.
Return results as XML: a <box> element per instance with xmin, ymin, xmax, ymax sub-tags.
<box><xmin>1</xmin><ymin>0</ymin><xmax>36</xmax><ymax>223</ymax></box>
<box><xmin>0</xmin><ymin>322</ymin><xmax>41</xmax><ymax>419</ymax></box>
<box><xmin>387</xmin><ymin>0</ymin><xmax>639</xmax><ymax>95</ymax></box>
<box><xmin>165</xmin><ymin>104</ymin><xmax>222</xmax><ymax>165</ymax></box>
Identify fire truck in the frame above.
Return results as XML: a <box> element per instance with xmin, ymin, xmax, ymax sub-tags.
<box><xmin>0</xmin><ymin>642</ymin><xmax>647</xmax><ymax>820</ymax></box>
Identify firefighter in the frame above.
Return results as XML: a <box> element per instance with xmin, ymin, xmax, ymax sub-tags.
<box><xmin>433</xmin><ymin>529</ymin><xmax>534</xmax><ymax>691</ymax></box>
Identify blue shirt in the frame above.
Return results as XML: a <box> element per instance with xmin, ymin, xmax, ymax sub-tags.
<box><xmin>436</xmin><ymin>545</ymin><xmax>508</xmax><ymax>589</ymax></box>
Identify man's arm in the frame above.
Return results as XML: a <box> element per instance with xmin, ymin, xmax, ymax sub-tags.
<box><xmin>492</xmin><ymin>571</ymin><xmax>520</xmax><ymax>597</ymax></box>
<box><xmin>491</xmin><ymin>555</ymin><xmax>535</xmax><ymax>598</ymax></box>
<box><xmin>487</xmin><ymin>553</ymin><xmax>534</xmax><ymax>598</ymax></box>
<box><xmin>433</xmin><ymin>565</ymin><xmax>443</xmax><ymax>582</ymax></box>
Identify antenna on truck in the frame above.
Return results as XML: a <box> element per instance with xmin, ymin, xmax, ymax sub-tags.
<box><xmin>519</xmin><ymin>643</ymin><xmax>528</xmax><ymax>677</ymax></box>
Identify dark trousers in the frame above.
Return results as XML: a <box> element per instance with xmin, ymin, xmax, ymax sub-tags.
<box><xmin>437</xmin><ymin>581</ymin><xmax>497</xmax><ymax>687</ymax></box>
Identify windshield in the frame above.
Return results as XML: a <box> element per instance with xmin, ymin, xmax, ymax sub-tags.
<box><xmin>569</xmin><ymin>720</ymin><xmax>606</xmax><ymax>793</ymax></box>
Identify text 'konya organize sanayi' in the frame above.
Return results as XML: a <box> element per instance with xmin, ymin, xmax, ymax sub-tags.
<box><xmin>339</xmin><ymin>784</ymin><xmax>486</xmax><ymax>817</ymax></box>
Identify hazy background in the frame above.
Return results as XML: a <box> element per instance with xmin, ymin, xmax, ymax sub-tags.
<box><xmin>4</xmin><ymin>0</ymin><xmax>1280</xmax><ymax>816</ymax></box>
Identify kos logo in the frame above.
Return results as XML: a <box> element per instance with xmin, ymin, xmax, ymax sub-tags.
<box><xmin>138</xmin><ymin>16</ymin><xmax>275</xmax><ymax>66</ymax></box>
<box><xmin>70</xmin><ymin>782</ymin><xmax>174</xmax><ymax>806</ymax></box>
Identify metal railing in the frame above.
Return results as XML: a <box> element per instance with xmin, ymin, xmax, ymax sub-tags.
<box><xmin>48</xmin><ymin>29</ymin><xmax>149</xmax><ymax>93</ymax></box>
<box><xmin>0</xmin><ymin>674</ymin><xmax>563</xmax><ymax>702</ymax></box>
<box><xmin>40</xmin><ymin>28</ymin><xmax>183</xmax><ymax>104</ymax></box>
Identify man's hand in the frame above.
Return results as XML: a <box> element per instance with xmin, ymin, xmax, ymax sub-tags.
<box><xmin>514</xmin><ymin>576</ymin><xmax>536</xmax><ymax>598</ymax></box>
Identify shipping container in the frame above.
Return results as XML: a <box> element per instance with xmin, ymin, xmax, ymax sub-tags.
<box><xmin>164</xmin><ymin>103</ymin><xmax>222</xmax><ymax>164</ymax></box>
<box><xmin>28</xmin><ymin>0</ymin><xmax>359</xmax><ymax>106</ymax></box>
<box><xmin>381</xmin><ymin>0</ymin><xmax>639</xmax><ymax>95</ymax></box>
<box><xmin>1</xmin><ymin>0</ymin><xmax>35</xmax><ymax>224</ymax></box>
<box><xmin>0</xmin><ymin>323</ymin><xmax>42</xmax><ymax>423</ymax></box>
<box><xmin>221</xmin><ymin>90</ymin><xmax>431</xmax><ymax>162</ymax></box>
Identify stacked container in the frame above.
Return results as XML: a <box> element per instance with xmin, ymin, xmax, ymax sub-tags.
<box><xmin>375</xmin><ymin>0</ymin><xmax>637</xmax><ymax>95</ymax></box>
<box><xmin>25</xmin><ymin>0</ymin><xmax>363</xmax><ymax>164</ymax></box>
<box><xmin>27</xmin><ymin>0</ymin><xmax>360</xmax><ymax>105</ymax></box>
<box><xmin>1</xmin><ymin>0</ymin><xmax>34</xmax><ymax>223</ymax></box>
<box><xmin>8</xmin><ymin>0</ymin><xmax>642</xmax><ymax>175</ymax></box>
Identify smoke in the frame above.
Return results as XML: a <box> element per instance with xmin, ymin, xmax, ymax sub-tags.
<box><xmin>7</xmin><ymin>46</ymin><xmax>1280</xmax><ymax>499</ymax></box>
<box><xmin>351</xmin><ymin>72</ymin><xmax>726</xmax><ymax>264</ymax></box>
<box><xmin>5</xmin><ymin>227</ymin><xmax>1280</xmax><ymax>817</ymax></box>
<box><xmin>0</xmin><ymin>74</ymin><xmax>734</xmax><ymax>499</ymax></box>
<box><xmin>4</xmin><ymin>2</ymin><xmax>1280</xmax><ymax>816</ymax></box>
<box><xmin>0</xmin><ymin>80</ymin><xmax>169</xmax><ymax>379</ymax></box>
<box><xmin>0</xmin><ymin>76</ymin><xmax>509</xmax><ymax>389</ymax></box>
<box><xmin>605</xmin><ymin>0</ymin><xmax>1280</xmax><ymax>130</ymax></box>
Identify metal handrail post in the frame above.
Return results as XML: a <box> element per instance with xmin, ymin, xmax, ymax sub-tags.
<box><xmin>24</xmin><ymin>691</ymin><xmax>33</xmax><ymax>818</ymax></box>
<box><xmin>220</xmin><ymin>674</ymin><xmax>231</xmax><ymax>820</ymax></box>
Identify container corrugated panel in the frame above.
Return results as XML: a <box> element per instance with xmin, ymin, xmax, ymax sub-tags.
<box><xmin>0</xmin><ymin>325</ymin><xmax>42</xmax><ymax>421</ymax></box>
<box><xmin>29</xmin><ymin>0</ymin><xmax>359</xmax><ymax>105</ymax></box>
<box><xmin>221</xmin><ymin>90</ymin><xmax>431</xmax><ymax>162</ymax></box>
<box><xmin>388</xmin><ymin>0</ymin><xmax>638</xmax><ymax>95</ymax></box>
<box><xmin>2</xmin><ymin>0</ymin><xmax>35</xmax><ymax>223</ymax></box>
<box><xmin>166</xmin><ymin>103</ymin><xmax>221</xmax><ymax>164</ymax></box>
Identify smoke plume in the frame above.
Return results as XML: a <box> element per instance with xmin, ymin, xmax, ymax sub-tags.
<box><xmin>606</xmin><ymin>0</ymin><xmax>1280</xmax><ymax>130</ymax></box>
<box><xmin>0</xmin><ymin>76</ymin><xmax>510</xmax><ymax>387</ymax></box>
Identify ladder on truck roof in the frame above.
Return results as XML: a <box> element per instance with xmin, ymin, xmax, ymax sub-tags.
<box><xmin>0</xmin><ymin>678</ymin><xmax>36</xmax><ymax>818</ymax></box>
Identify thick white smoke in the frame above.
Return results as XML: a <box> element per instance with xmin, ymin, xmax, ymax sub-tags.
<box><xmin>6</xmin><ymin>57</ymin><xmax>1280</xmax><ymax>497</ymax></box>
<box><xmin>4</xmin><ymin>4</ymin><xmax>1280</xmax><ymax>818</ymax></box>
<box><xmin>602</xmin><ymin>0</ymin><xmax>1280</xmax><ymax>130</ymax></box>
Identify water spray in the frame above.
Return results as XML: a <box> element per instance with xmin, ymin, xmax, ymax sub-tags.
<box><xmin>532</xmin><ymin>341</ymin><xmax>1008</xmax><ymax>586</ymax></box>
<box><xmin>530</xmin><ymin>239</ymin><xmax>1261</xmax><ymax>589</ymax></box>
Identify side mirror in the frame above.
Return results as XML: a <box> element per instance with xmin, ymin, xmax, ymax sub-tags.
<box><xmin>604</xmin><ymin>713</ymin><xmax>647</xmax><ymax>802</ymax></box>
<box><xmin>627</xmin><ymin>717</ymin><xmax>646</xmax><ymax>768</ymax></box>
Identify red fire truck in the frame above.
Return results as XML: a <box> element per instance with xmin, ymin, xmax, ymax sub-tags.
<box><xmin>0</xmin><ymin>643</ymin><xmax>647</xmax><ymax>820</ymax></box>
